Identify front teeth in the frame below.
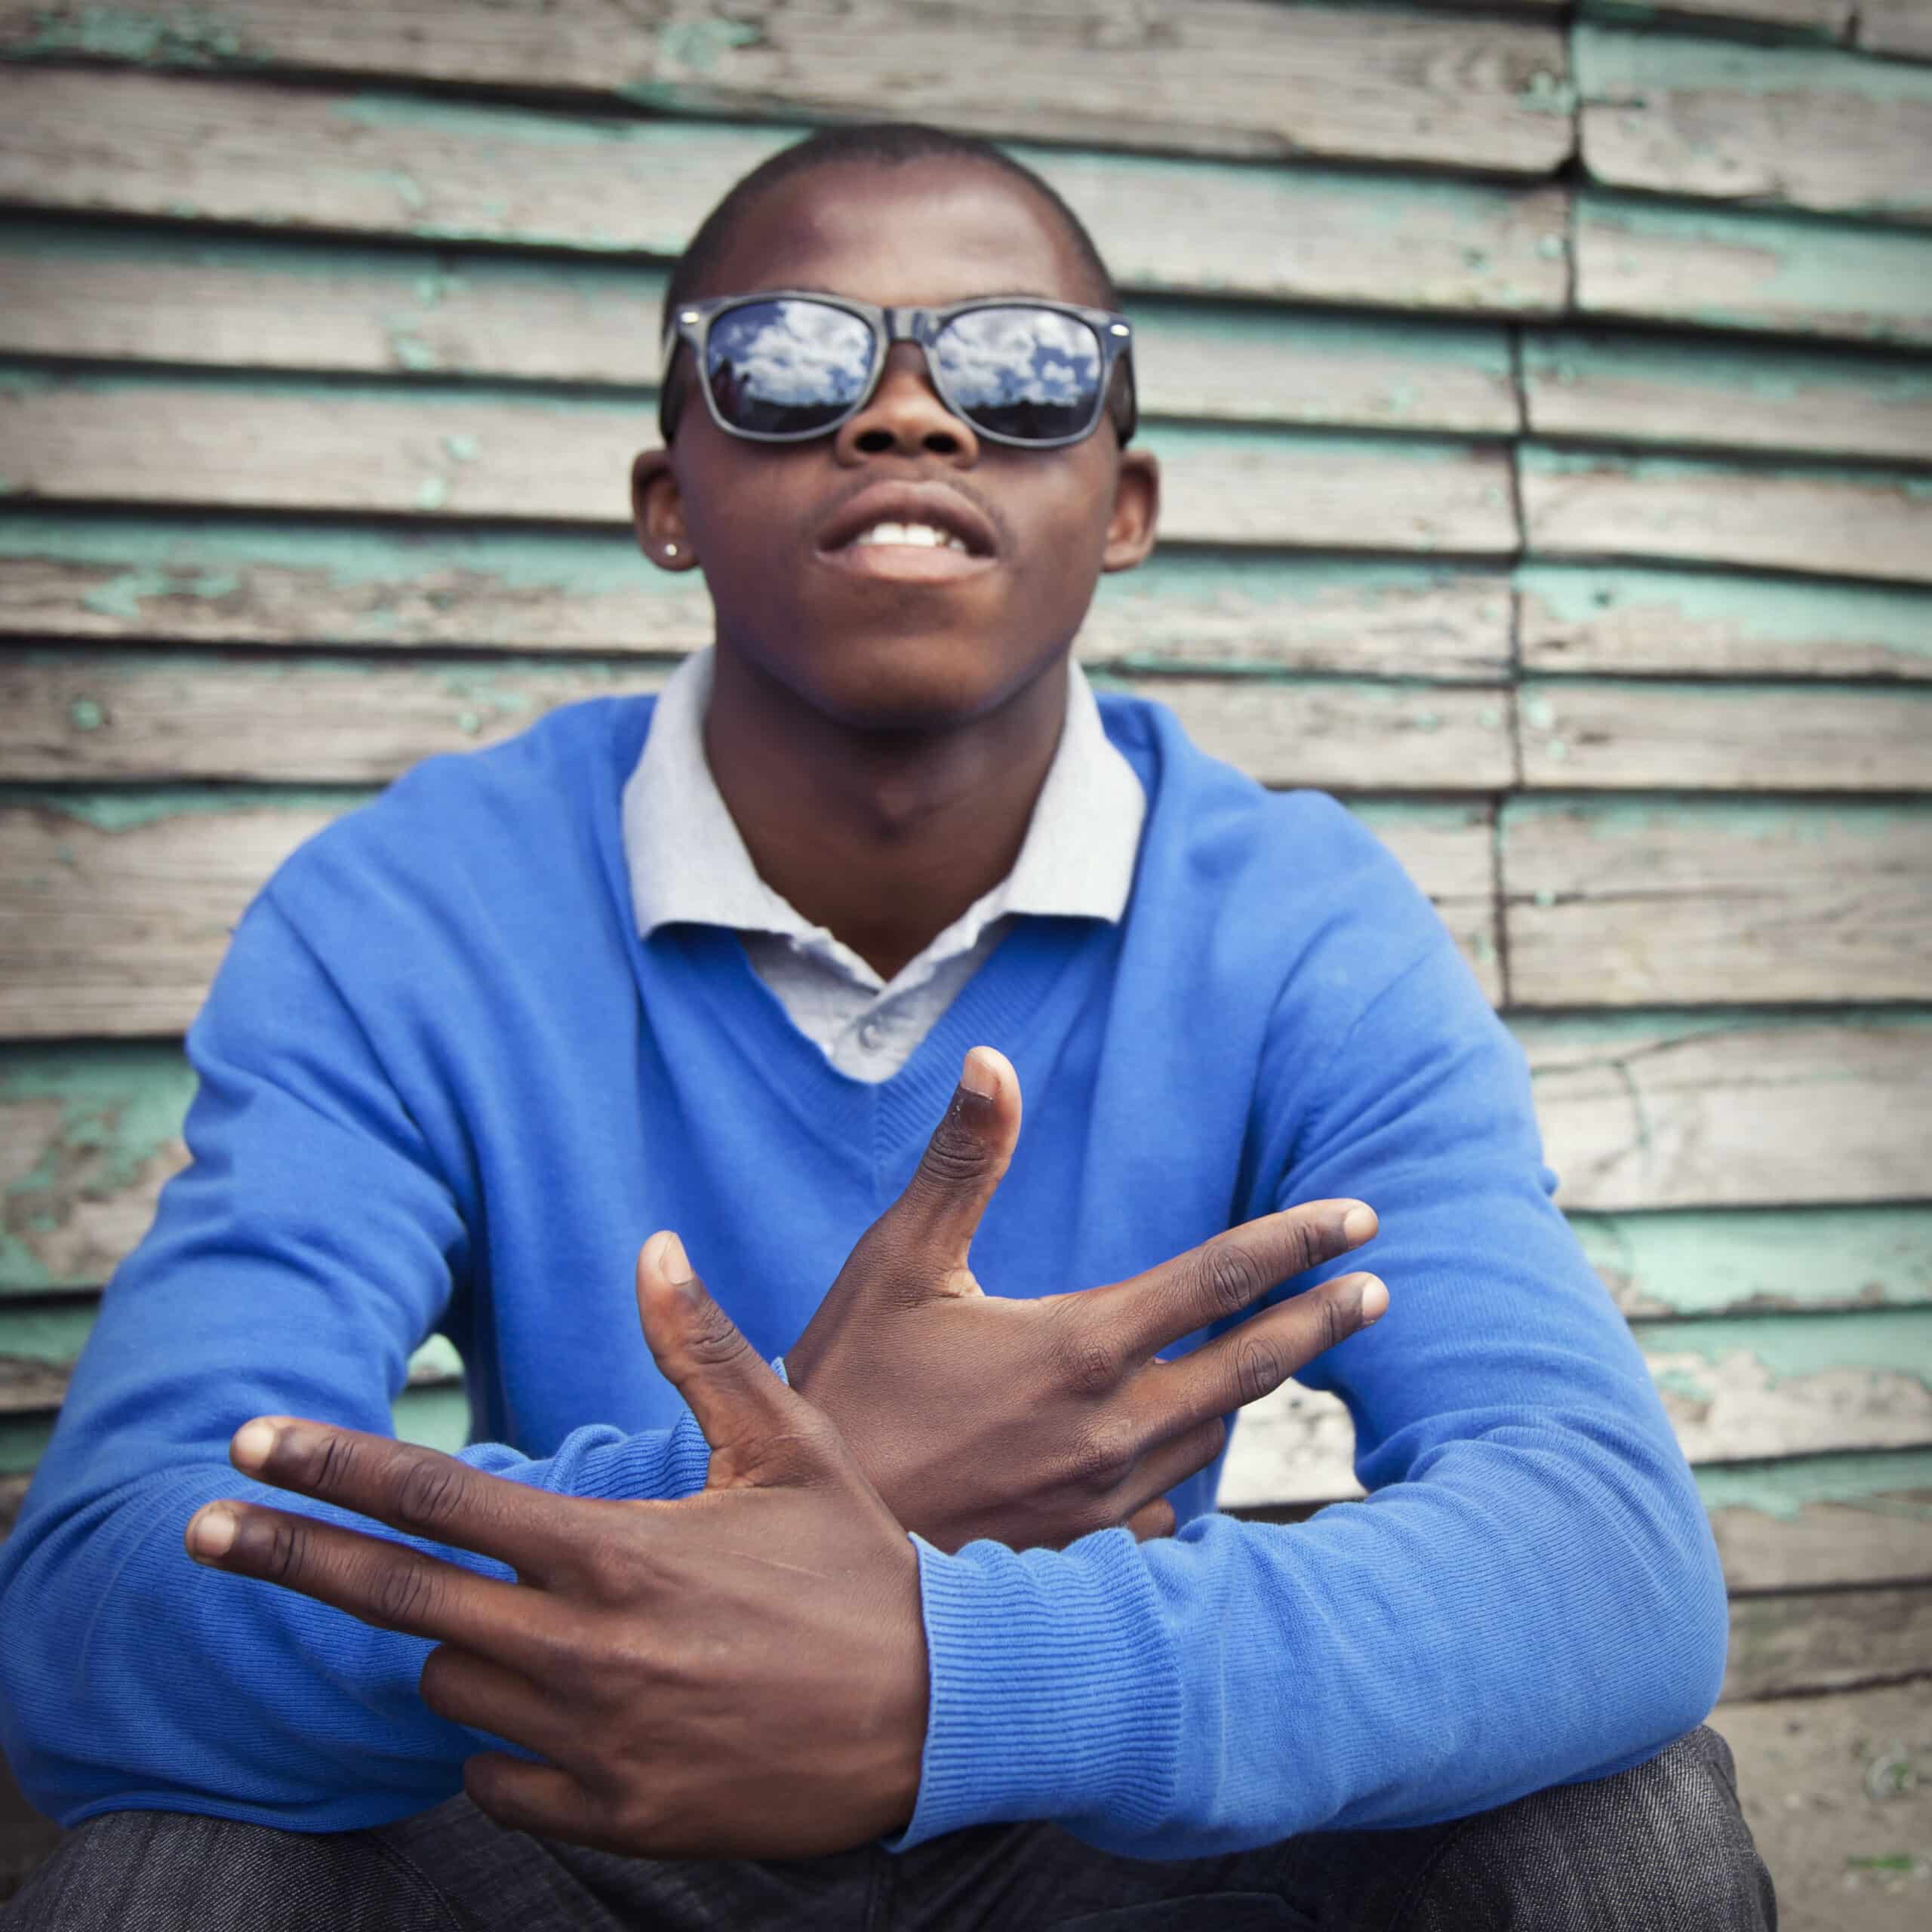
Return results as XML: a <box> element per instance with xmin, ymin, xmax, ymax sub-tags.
<box><xmin>851</xmin><ymin>520</ymin><xmax>970</xmax><ymax>552</ymax></box>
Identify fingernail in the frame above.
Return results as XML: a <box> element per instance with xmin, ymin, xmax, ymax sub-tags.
<box><xmin>654</xmin><ymin>1230</ymin><xmax>692</xmax><ymax>1285</ymax></box>
<box><xmin>959</xmin><ymin>1049</ymin><xmax>997</xmax><ymax>1098</ymax></box>
<box><xmin>1341</xmin><ymin>1204</ymin><xmax>1377</xmax><ymax>1246</ymax></box>
<box><xmin>186</xmin><ymin>1503</ymin><xmax>237</xmax><ymax>1560</ymax></box>
<box><xmin>230</xmin><ymin>1419</ymin><xmax>278</xmax><ymax>1472</ymax></box>
<box><xmin>1358</xmin><ymin>1276</ymin><xmax>1389</xmax><ymax>1324</ymax></box>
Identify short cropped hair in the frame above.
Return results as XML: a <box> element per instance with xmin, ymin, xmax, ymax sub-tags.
<box><xmin>664</xmin><ymin>122</ymin><xmax>1122</xmax><ymax>321</ymax></box>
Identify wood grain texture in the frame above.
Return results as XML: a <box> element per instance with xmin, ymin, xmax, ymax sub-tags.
<box><xmin>1521</xmin><ymin>329</ymin><xmax>1932</xmax><ymax>463</ymax></box>
<box><xmin>1709</xmin><ymin>1491</ymin><xmax>1932</xmax><ymax>1592</ymax></box>
<box><xmin>1723</xmin><ymin>1583</ymin><xmax>1932</xmax><ymax>1699</ymax></box>
<box><xmin>0</xmin><ymin>792</ymin><xmax>1500</xmax><ymax>1037</ymax></box>
<box><xmin>0</xmin><ymin>226</ymin><xmax>1521</xmax><ymax>438</ymax></box>
<box><xmin>0</xmin><ymin>790</ymin><xmax>353</xmax><ymax>1039</ymax></box>
<box><xmin>1580</xmin><ymin>0</ymin><xmax>1855</xmax><ymax>35</ymax></box>
<box><xmin>0</xmin><ymin>375</ymin><xmax>1523</xmax><ymax>556</ymax></box>
<box><xmin>1503</xmin><ymin>799</ymin><xmax>1932</xmax><ymax>1006</ymax></box>
<box><xmin>1574</xmin><ymin>192</ymin><xmax>1932</xmax><ymax>345</ymax></box>
<box><xmin>1516</xmin><ymin>1013</ymin><xmax>1932</xmax><ymax>1210</ymax></box>
<box><xmin>0</xmin><ymin>519</ymin><xmax>1515</xmax><ymax>681</ymax></box>
<box><xmin>1859</xmin><ymin>0</ymin><xmax>1932</xmax><ymax>59</ymax></box>
<box><xmin>1577</xmin><ymin>25</ymin><xmax>1932</xmax><ymax>223</ymax></box>
<box><xmin>1517</xmin><ymin>447</ymin><xmax>1932</xmax><ymax>584</ymax></box>
<box><xmin>0</xmin><ymin>1045</ymin><xmax>192</xmax><ymax>1291</ymax></box>
<box><xmin>1516</xmin><ymin>679</ymin><xmax>1932</xmax><ymax>792</ymax></box>
<box><xmin>1221</xmin><ymin>1311</ymin><xmax>1932</xmax><ymax>1509</ymax></box>
<box><xmin>0</xmin><ymin>1</ymin><xmax>1577</xmax><ymax>177</ymax></box>
<box><xmin>0</xmin><ymin>70</ymin><xmax>1573</xmax><ymax>312</ymax></box>
<box><xmin>1571</xmin><ymin>1207</ymin><xmax>1932</xmax><ymax>1316</ymax></box>
<box><xmin>0</xmin><ymin>652</ymin><xmax>1515</xmax><ymax>792</ymax></box>
<box><xmin>1516</xmin><ymin>564</ymin><xmax>1932</xmax><ymax>679</ymax></box>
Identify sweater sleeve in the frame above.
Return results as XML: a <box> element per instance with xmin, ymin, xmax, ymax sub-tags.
<box><xmin>894</xmin><ymin>923</ymin><xmax>1730</xmax><ymax>1857</ymax></box>
<box><xmin>0</xmin><ymin>889</ymin><xmax>715</xmax><ymax>1832</ymax></box>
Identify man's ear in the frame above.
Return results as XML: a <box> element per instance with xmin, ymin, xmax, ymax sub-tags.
<box><xmin>1100</xmin><ymin>448</ymin><xmax>1159</xmax><ymax>574</ymax></box>
<box><xmin>630</xmin><ymin>449</ymin><xmax>701</xmax><ymax>572</ymax></box>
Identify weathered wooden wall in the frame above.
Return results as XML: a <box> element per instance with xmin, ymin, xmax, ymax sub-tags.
<box><xmin>0</xmin><ymin>0</ymin><xmax>1928</xmax><ymax>1719</ymax></box>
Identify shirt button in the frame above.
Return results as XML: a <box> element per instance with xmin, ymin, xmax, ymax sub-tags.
<box><xmin>859</xmin><ymin>1016</ymin><xmax>886</xmax><ymax>1051</ymax></box>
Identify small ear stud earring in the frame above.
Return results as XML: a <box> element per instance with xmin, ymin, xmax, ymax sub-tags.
<box><xmin>663</xmin><ymin>542</ymin><xmax>680</xmax><ymax>558</ymax></box>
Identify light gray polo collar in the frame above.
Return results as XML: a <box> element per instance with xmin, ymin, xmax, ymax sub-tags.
<box><xmin>621</xmin><ymin>648</ymin><xmax>1145</xmax><ymax>948</ymax></box>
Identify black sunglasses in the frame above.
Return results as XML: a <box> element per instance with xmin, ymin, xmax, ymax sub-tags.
<box><xmin>659</xmin><ymin>291</ymin><xmax>1137</xmax><ymax>449</ymax></box>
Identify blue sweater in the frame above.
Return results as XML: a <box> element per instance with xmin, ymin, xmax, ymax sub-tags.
<box><xmin>0</xmin><ymin>692</ymin><xmax>1728</xmax><ymax>1856</ymax></box>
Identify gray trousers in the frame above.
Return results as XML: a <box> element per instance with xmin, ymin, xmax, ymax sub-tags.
<box><xmin>3</xmin><ymin>1725</ymin><xmax>1773</xmax><ymax>1930</ymax></box>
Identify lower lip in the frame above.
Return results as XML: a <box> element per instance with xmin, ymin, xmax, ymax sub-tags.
<box><xmin>817</xmin><ymin>543</ymin><xmax>995</xmax><ymax>583</ymax></box>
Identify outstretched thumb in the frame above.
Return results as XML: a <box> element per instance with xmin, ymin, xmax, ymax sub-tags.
<box><xmin>636</xmin><ymin>1230</ymin><xmax>810</xmax><ymax>1478</ymax></box>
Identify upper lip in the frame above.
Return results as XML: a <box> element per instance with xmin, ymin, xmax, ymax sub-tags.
<box><xmin>815</xmin><ymin>480</ymin><xmax>999</xmax><ymax>558</ymax></box>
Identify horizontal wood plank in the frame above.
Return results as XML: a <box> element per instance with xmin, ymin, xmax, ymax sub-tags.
<box><xmin>1571</xmin><ymin>1208</ymin><xmax>1932</xmax><ymax>1317</ymax></box>
<box><xmin>1503</xmin><ymin>799</ymin><xmax>1932</xmax><ymax>1006</ymax></box>
<box><xmin>0</xmin><ymin>792</ymin><xmax>1500</xmax><ymax>1037</ymax></box>
<box><xmin>1517</xmin><ymin>1012</ymin><xmax>1932</xmax><ymax>1209</ymax></box>
<box><xmin>0</xmin><ymin>652</ymin><xmax>1516</xmax><ymax>792</ymax></box>
<box><xmin>1710</xmin><ymin>1491</ymin><xmax>1932</xmax><ymax>1592</ymax></box>
<box><xmin>1220</xmin><ymin>1309</ymin><xmax>1932</xmax><ymax>1507</ymax></box>
<box><xmin>0</xmin><ymin>518</ymin><xmax>1516</xmax><ymax>679</ymax></box>
<box><xmin>0</xmin><ymin>374</ymin><xmax>1521</xmax><ymax>555</ymax></box>
<box><xmin>1859</xmin><ymin>0</ymin><xmax>1932</xmax><ymax>59</ymax></box>
<box><xmin>1521</xmin><ymin>329</ymin><xmax>1932</xmax><ymax>463</ymax></box>
<box><xmin>1518</xmin><ymin>447</ymin><xmax>1932</xmax><ymax>584</ymax></box>
<box><xmin>0</xmin><ymin>225</ymin><xmax>1522</xmax><ymax>437</ymax></box>
<box><xmin>1576</xmin><ymin>25</ymin><xmax>1932</xmax><ymax>223</ymax></box>
<box><xmin>0</xmin><ymin>1</ymin><xmax>1577</xmax><ymax>177</ymax></box>
<box><xmin>1515</xmin><ymin>564</ymin><xmax>1932</xmax><ymax>679</ymax></box>
<box><xmin>0</xmin><ymin>70</ymin><xmax>1573</xmax><ymax>312</ymax></box>
<box><xmin>1580</xmin><ymin>0</ymin><xmax>1855</xmax><ymax>35</ymax></box>
<box><xmin>1723</xmin><ymin>1583</ymin><xmax>1932</xmax><ymax>1699</ymax></box>
<box><xmin>0</xmin><ymin>790</ymin><xmax>354</xmax><ymax>1039</ymax></box>
<box><xmin>1574</xmin><ymin>192</ymin><xmax>1932</xmax><ymax>345</ymax></box>
<box><xmin>1517</xmin><ymin>679</ymin><xmax>1932</xmax><ymax>791</ymax></box>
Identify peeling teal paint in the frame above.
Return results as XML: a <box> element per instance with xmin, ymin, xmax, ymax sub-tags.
<box><xmin>0</xmin><ymin>5</ymin><xmax>252</xmax><ymax>66</ymax></box>
<box><xmin>66</xmin><ymin>698</ymin><xmax>103</xmax><ymax>732</ymax></box>
<box><xmin>78</xmin><ymin>565</ymin><xmax>241</xmax><ymax>623</ymax></box>
<box><xmin>0</xmin><ymin>1044</ymin><xmax>195</xmax><ymax>1293</ymax></box>
<box><xmin>1515</xmin><ymin>564</ymin><xmax>1932</xmax><ymax>662</ymax></box>
<box><xmin>415</xmin><ymin>476</ymin><xmax>449</xmax><ymax>512</ymax></box>
<box><xmin>1523</xmin><ymin>330</ymin><xmax>1932</xmax><ymax>414</ymax></box>
<box><xmin>1503</xmin><ymin>795</ymin><xmax>1930</xmax><ymax>845</ymax></box>
<box><xmin>1579</xmin><ymin>191</ymin><xmax>1932</xmax><ymax>343</ymax></box>
<box><xmin>654</xmin><ymin>16</ymin><xmax>761</xmax><ymax>72</ymax></box>
<box><xmin>1632</xmin><ymin>1310</ymin><xmax>1932</xmax><ymax>1386</ymax></box>
<box><xmin>440</xmin><ymin>434</ymin><xmax>479</xmax><ymax>463</ymax></box>
<box><xmin>1520</xmin><ymin>444</ymin><xmax>1929</xmax><ymax>494</ymax></box>
<box><xmin>1572</xmin><ymin>1208</ymin><xmax>1932</xmax><ymax>1316</ymax></box>
<box><xmin>1576</xmin><ymin>21</ymin><xmax>1932</xmax><ymax>110</ymax></box>
<box><xmin>0</xmin><ymin>786</ymin><xmax>371</xmax><ymax>833</ymax></box>
<box><xmin>1696</xmin><ymin>1448</ymin><xmax>1932</xmax><ymax>1518</ymax></box>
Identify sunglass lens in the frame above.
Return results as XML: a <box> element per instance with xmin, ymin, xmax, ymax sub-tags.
<box><xmin>934</xmin><ymin>306</ymin><xmax>1105</xmax><ymax>443</ymax></box>
<box><xmin>703</xmin><ymin>298</ymin><xmax>876</xmax><ymax>437</ymax></box>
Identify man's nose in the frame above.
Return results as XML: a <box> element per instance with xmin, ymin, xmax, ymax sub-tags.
<box><xmin>833</xmin><ymin>343</ymin><xmax>980</xmax><ymax>463</ymax></box>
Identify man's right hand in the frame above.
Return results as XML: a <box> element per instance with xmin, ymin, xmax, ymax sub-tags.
<box><xmin>783</xmin><ymin>1046</ymin><xmax>1386</xmax><ymax>1554</ymax></box>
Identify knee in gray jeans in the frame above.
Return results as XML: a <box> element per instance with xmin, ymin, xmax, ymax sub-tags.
<box><xmin>1404</xmin><ymin>1726</ymin><xmax>1775</xmax><ymax>1932</ymax></box>
<box><xmin>0</xmin><ymin>1807</ymin><xmax>469</xmax><ymax>1932</ymax></box>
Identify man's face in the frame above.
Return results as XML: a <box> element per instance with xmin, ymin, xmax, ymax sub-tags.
<box><xmin>632</xmin><ymin>158</ymin><xmax>1159</xmax><ymax>731</ymax></box>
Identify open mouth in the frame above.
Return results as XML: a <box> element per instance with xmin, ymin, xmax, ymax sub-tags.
<box><xmin>815</xmin><ymin>485</ymin><xmax>998</xmax><ymax>582</ymax></box>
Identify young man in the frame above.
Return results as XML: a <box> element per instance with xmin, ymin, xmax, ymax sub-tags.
<box><xmin>0</xmin><ymin>126</ymin><xmax>1773</xmax><ymax>1927</ymax></box>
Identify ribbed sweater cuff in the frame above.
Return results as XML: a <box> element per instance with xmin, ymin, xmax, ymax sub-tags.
<box><xmin>889</xmin><ymin>1529</ymin><xmax>1180</xmax><ymax>1850</ymax></box>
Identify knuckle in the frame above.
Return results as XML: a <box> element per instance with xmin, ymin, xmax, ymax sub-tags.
<box><xmin>1066</xmin><ymin>1419</ymin><xmax>1135</xmax><ymax>1493</ymax></box>
<box><xmin>915</xmin><ymin>1124</ymin><xmax>994</xmax><ymax>1195</ymax></box>
<box><xmin>1233</xmin><ymin>1335</ymin><xmax>1287</xmax><ymax>1406</ymax></box>
<box><xmin>311</xmin><ymin>1430</ymin><xmax>360</xmax><ymax>1495</ymax></box>
<box><xmin>394</xmin><ymin>1455</ymin><xmax>467</xmax><ymax>1534</ymax></box>
<box><xmin>1317</xmin><ymin>1281</ymin><xmax>1355</xmax><ymax>1355</ymax></box>
<box><xmin>1197</xmin><ymin>1237</ymin><xmax>1268</xmax><ymax>1319</ymax></box>
<box><xmin>371</xmin><ymin>1554</ymin><xmax>439</xmax><ymax>1629</ymax></box>
<box><xmin>262</xmin><ymin>1516</ymin><xmax>308</xmax><ymax>1583</ymax></box>
<box><xmin>1053</xmin><ymin>1326</ymin><xmax>1120</xmax><ymax>1401</ymax></box>
<box><xmin>678</xmin><ymin>1300</ymin><xmax>754</xmax><ymax>1374</ymax></box>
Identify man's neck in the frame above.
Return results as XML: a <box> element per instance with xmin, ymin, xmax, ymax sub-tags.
<box><xmin>702</xmin><ymin>645</ymin><xmax>1069</xmax><ymax>983</ymax></box>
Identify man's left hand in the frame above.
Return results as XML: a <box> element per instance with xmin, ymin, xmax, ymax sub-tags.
<box><xmin>183</xmin><ymin>1230</ymin><xmax>929</xmax><ymax>1860</ymax></box>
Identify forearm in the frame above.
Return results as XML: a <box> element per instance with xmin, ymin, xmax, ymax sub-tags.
<box><xmin>899</xmin><ymin>1409</ymin><xmax>1726</xmax><ymax>1857</ymax></box>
